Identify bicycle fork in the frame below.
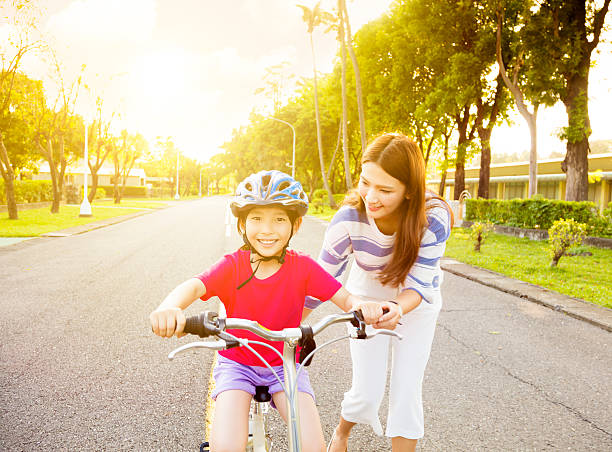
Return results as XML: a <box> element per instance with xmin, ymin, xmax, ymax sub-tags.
<box><xmin>282</xmin><ymin>340</ymin><xmax>301</xmax><ymax>452</ymax></box>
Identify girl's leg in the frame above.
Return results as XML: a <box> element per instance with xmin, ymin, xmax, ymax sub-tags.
<box><xmin>272</xmin><ymin>391</ymin><xmax>325</xmax><ymax>452</ymax></box>
<box><xmin>209</xmin><ymin>389</ymin><xmax>252</xmax><ymax>452</ymax></box>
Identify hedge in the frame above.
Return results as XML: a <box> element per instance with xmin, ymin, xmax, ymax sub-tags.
<box><xmin>97</xmin><ymin>185</ymin><xmax>147</xmax><ymax>198</ymax></box>
<box><xmin>465</xmin><ymin>198</ymin><xmax>612</xmax><ymax>238</ymax></box>
<box><xmin>0</xmin><ymin>180</ymin><xmax>53</xmax><ymax>204</ymax></box>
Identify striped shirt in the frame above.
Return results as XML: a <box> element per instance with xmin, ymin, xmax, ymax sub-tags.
<box><xmin>306</xmin><ymin>199</ymin><xmax>451</xmax><ymax>308</ymax></box>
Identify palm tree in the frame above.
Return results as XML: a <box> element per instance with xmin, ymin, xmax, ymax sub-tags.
<box><xmin>297</xmin><ymin>2</ymin><xmax>337</xmax><ymax>209</ymax></box>
<box><xmin>340</xmin><ymin>0</ymin><xmax>367</xmax><ymax>168</ymax></box>
<box><xmin>337</xmin><ymin>1</ymin><xmax>351</xmax><ymax>190</ymax></box>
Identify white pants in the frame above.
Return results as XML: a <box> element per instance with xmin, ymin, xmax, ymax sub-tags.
<box><xmin>340</xmin><ymin>300</ymin><xmax>441</xmax><ymax>439</ymax></box>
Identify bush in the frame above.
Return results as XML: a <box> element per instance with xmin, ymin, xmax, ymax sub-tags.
<box><xmin>465</xmin><ymin>198</ymin><xmax>610</xmax><ymax>237</ymax></box>
<box><xmin>0</xmin><ymin>180</ymin><xmax>53</xmax><ymax>204</ymax></box>
<box><xmin>97</xmin><ymin>185</ymin><xmax>147</xmax><ymax>198</ymax></box>
<box><xmin>64</xmin><ymin>185</ymin><xmax>80</xmax><ymax>204</ymax></box>
<box><xmin>548</xmin><ymin>218</ymin><xmax>587</xmax><ymax>267</ymax></box>
<box><xmin>470</xmin><ymin>221</ymin><xmax>494</xmax><ymax>252</ymax></box>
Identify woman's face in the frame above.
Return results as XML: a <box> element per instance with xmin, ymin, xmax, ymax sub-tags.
<box><xmin>358</xmin><ymin>162</ymin><xmax>407</xmax><ymax>221</ymax></box>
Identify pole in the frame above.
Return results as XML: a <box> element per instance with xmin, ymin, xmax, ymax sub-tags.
<box><xmin>199</xmin><ymin>169</ymin><xmax>202</xmax><ymax>197</ymax></box>
<box><xmin>79</xmin><ymin>122</ymin><xmax>92</xmax><ymax>217</ymax></box>
<box><xmin>174</xmin><ymin>148</ymin><xmax>180</xmax><ymax>200</ymax></box>
<box><xmin>270</xmin><ymin>117</ymin><xmax>296</xmax><ymax>178</ymax></box>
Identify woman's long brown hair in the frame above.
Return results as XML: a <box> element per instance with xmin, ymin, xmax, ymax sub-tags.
<box><xmin>344</xmin><ymin>133</ymin><xmax>452</xmax><ymax>288</ymax></box>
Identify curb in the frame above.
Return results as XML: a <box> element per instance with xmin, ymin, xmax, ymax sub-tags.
<box><xmin>441</xmin><ymin>257</ymin><xmax>612</xmax><ymax>333</ymax></box>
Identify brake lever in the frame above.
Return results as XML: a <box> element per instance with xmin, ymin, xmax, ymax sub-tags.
<box><xmin>168</xmin><ymin>340</ymin><xmax>228</xmax><ymax>359</ymax></box>
<box><xmin>349</xmin><ymin>329</ymin><xmax>403</xmax><ymax>340</ymax></box>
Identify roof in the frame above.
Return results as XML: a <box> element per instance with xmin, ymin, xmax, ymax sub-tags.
<box><xmin>36</xmin><ymin>160</ymin><xmax>147</xmax><ymax>178</ymax></box>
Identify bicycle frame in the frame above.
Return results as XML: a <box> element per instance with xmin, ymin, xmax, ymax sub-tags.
<box><xmin>168</xmin><ymin>311</ymin><xmax>402</xmax><ymax>452</ymax></box>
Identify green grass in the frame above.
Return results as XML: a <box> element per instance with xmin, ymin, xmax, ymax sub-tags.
<box><xmin>307</xmin><ymin>204</ymin><xmax>338</xmax><ymax>221</ymax></box>
<box><xmin>0</xmin><ymin>200</ymin><xmax>168</xmax><ymax>237</ymax></box>
<box><xmin>445</xmin><ymin>228</ymin><xmax>612</xmax><ymax>309</ymax></box>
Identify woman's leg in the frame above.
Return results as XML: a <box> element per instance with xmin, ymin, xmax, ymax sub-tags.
<box><xmin>209</xmin><ymin>389</ymin><xmax>252</xmax><ymax>452</ymax></box>
<box><xmin>387</xmin><ymin>305</ymin><xmax>440</xmax><ymax>446</ymax></box>
<box><xmin>391</xmin><ymin>436</ymin><xmax>417</xmax><ymax>452</ymax></box>
<box><xmin>273</xmin><ymin>391</ymin><xmax>325</xmax><ymax>452</ymax></box>
<box><xmin>327</xmin><ymin>416</ymin><xmax>355</xmax><ymax>452</ymax></box>
<box><xmin>340</xmin><ymin>328</ymin><xmax>390</xmax><ymax>433</ymax></box>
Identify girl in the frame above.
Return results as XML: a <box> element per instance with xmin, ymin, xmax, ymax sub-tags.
<box><xmin>305</xmin><ymin>134</ymin><xmax>453</xmax><ymax>452</ymax></box>
<box><xmin>150</xmin><ymin>170</ymin><xmax>383</xmax><ymax>452</ymax></box>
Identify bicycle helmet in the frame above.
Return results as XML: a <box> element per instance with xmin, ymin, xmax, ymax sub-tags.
<box><xmin>230</xmin><ymin>170</ymin><xmax>309</xmax><ymax>217</ymax></box>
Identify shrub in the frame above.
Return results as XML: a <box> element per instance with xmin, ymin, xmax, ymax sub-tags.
<box><xmin>64</xmin><ymin>185</ymin><xmax>80</xmax><ymax>204</ymax></box>
<box><xmin>0</xmin><ymin>180</ymin><xmax>53</xmax><ymax>204</ymax></box>
<box><xmin>465</xmin><ymin>198</ymin><xmax>610</xmax><ymax>237</ymax></box>
<box><xmin>470</xmin><ymin>221</ymin><xmax>494</xmax><ymax>252</ymax></box>
<box><xmin>548</xmin><ymin>218</ymin><xmax>587</xmax><ymax>267</ymax></box>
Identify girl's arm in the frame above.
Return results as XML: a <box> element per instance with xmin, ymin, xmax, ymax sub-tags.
<box><xmin>329</xmin><ymin>287</ymin><xmax>384</xmax><ymax>325</ymax></box>
<box><xmin>150</xmin><ymin>278</ymin><xmax>206</xmax><ymax>338</ymax></box>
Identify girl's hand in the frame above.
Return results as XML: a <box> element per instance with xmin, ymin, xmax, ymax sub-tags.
<box><xmin>374</xmin><ymin>301</ymin><xmax>403</xmax><ymax>330</ymax></box>
<box><xmin>150</xmin><ymin>307</ymin><xmax>186</xmax><ymax>338</ymax></box>
<box><xmin>352</xmin><ymin>300</ymin><xmax>384</xmax><ymax>325</ymax></box>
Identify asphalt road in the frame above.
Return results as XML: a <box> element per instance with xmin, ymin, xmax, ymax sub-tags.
<box><xmin>1</xmin><ymin>197</ymin><xmax>610</xmax><ymax>451</ymax></box>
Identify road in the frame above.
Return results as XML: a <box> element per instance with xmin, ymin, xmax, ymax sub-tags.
<box><xmin>1</xmin><ymin>197</ymin><xmax>610</xmax><ymax>451</ymax></box>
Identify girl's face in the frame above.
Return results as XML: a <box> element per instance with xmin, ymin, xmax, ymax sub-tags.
<box><xmin>358</xmin><ymin>162</ymin><xmax>407</xmax><ymax>221</ymax></box>
<box><xmin>244</xmin><ymin>206</ymin><xmax>296</xmax><ymax>258</ymax></box>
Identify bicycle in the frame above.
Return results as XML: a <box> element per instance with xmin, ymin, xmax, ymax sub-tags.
<box><xmin>168</xmin><ymin>309</ymin><xmax>402</xmax><ymax>452</ymax></box>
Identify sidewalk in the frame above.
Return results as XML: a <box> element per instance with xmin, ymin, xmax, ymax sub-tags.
<box><xmin>2</xmin><ymin>211</ymin><xmax>610</xmax><ymax>333</ymax></box>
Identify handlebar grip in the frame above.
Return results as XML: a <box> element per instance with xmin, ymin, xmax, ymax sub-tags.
<box><xmin>184</xmin><ymin>313</ymin><xmax>216</xmax><ymax>338</ymax></box>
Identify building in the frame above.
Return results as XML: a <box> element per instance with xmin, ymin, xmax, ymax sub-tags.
<box><xmin>428</xmin><ymin>153</ymin><xmax>612</xmax><ymax>212</ymax></box>
<box><xmin>32</xmin><ymin>160</ymin><xmax>147</xmax><ymax>188</ymax></box>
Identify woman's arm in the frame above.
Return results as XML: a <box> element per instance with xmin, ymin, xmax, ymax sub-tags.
<box><xmin>150</xmin><ymin>278</ymin><xmax>206</xmax><ymax>338</ymax></box>
<box><xmin>329</xmin><ymin>287</ymin><xmax>384</xmax><ymax>324</ymax></box>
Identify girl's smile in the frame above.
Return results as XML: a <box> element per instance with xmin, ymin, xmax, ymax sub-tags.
<box><xmin>245</xmin><ymin>206</ymin><xmax>295</xmax><ymax>258</ymax></box>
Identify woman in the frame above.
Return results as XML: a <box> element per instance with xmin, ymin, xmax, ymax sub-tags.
<box><xmin>305</xmin><ymin>133</ymin><xmax>452</xmax><ymax>452</ymax></box>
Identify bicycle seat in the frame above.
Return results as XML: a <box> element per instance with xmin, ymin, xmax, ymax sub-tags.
<box><xmin>254</xmin><ymin>385</ymin><xmax>272</xmax><ymax>403</ymax></box>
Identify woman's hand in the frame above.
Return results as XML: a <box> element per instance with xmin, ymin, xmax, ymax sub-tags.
<box><xmin>150</xmin><ymin>307</ymin><xmax>186</xmax><ymax>338</ymax></box>
<box><xmin>373</xmin><ymin>300</ymin><xmax>403</xmax><ymax>330</ymax></box>
<box><xmin>352</xmin><ymin>300</ymin><xmax>384</xmax><ymax>325</ymax></box>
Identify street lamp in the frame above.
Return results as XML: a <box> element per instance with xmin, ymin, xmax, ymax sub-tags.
<box><xmin>198</xmin><ymin>168</ymin><xmax>203</xmax><ymax>197</ymax></box>
<box><xmin>269</xmin><ymin>117</ymin><xmax>296</xmax><ymax>178</ymax></box>
<box><xmin>79</xmin><ymin>122</ymin><xmax>92</xmax><ymax>217</ymax></box>
<box><xmin>174</xmin><ymin>148</ymin><xmax>180</xmax><ymax>200</ymax></box>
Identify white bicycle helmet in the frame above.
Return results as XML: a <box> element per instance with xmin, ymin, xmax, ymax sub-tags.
<box><xmin>230</xmin><ymin>170</ymin><xmax>309</xmax><ymax>217</ymax></box>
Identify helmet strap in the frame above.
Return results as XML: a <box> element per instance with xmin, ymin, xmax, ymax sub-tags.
<box><xmin>236</xmin><ymin>223</ymin><xmax>295</xmax><ymax>290</ymax></box>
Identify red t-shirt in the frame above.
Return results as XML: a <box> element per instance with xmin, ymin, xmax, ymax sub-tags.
<box><xmin>195</xmin><ymin>249</ymin><xmax>342</xmax><ymax>366</ymax></box>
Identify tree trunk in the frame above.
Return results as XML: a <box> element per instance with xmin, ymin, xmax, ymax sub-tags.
<box><xmin>477</xmin><ymin>128</ymin><xmax>491</xmax><ymax>199</ymax></box>
<box><xmin>561</xmin><ymin>71</ymin><xmax>590</xmax><ymax>201</ymax></box>
<box><xmin>527</xmin><ymin>107</ymin><xmax>538</xmax><ymax>197</ymax></box>
<box><xmin>341</xmin><ymin>0</ymin><xmax>367</xmax><ymax>155</ymax></box>
<box><xmin>88</xmin><ymin>171</ymin><xmax>99</xmax><ymax>203</ymax></box>
<box><xmin>339</xmin><ymin>4</ymin><xmax>351</xmax><ymax>191</ymax></box>
<box><xmin>310</xmin><ymin>33</ymin><xmax>336</xmax><ymax>208</ymax></box>
<box><xmin>453</xmin><ymin>108</ymin><xmax>470</xmax><ymax>200</ymax></box>
<box><xmin>0</xmin><ymin>136</ymin><xmax>18</xmax><ymax>219</ymax></box>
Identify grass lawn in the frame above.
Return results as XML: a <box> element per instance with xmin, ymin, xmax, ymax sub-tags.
<box><xmin>0</xmin><ymin>200</ymin><xmax>168</xmax><ymax>237</ymax></box>
<box><xmin>445</xmin><ymin>228</ymin><xmax>612</xmax><ymax>309</ymax></box>
<box><xmin>307</xmin><ymin>204</ymin><xmax>338</xmax><ymax>221</ymax></box>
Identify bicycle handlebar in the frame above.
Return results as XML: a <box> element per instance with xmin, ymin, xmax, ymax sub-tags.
<box><xmin>182</xmin><ymin>310</ymin><xmax>367</xmax><ymax>341</ymax></box>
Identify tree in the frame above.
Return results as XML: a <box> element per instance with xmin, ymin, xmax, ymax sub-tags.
<box><xmin>524</xmin><ymin>0</ymin><xmax>611</xmax><ymax>201</ymax></box>
<box><xmin>297</xmin><ymin>2</ymin><xmax>337</xmax><ymax>208</ymax></box>
<box><xmin>337</xmin><ymin>1</ymin><xmax>351</xmax><ymax>190</ymax></box>
<box><xmin>111</xmin><ymin>130</ymin><xmax>148</xmax><ymax>203</ymax></box>
<box><xmin>496</xmin><ymin>1</ymin><xmax>560</xmax><ymax>198</ymax></box>
<box><xmin>86</xmin><ymin>96</ymin><xmax>115</xmax><ymax>203</ymax></box>
<box><xmin>33</xmin><ymin>58</ymin><xmax>84</xmax><ymax>213</ymax></box>
<box><xmin>0</xmin><ymin>0</ymin><xmax>42</xmax><ymax>219</ymax></box>
<box><xmin>340</xmin><ymin>0</ymin><xmax>367</xmax><ymax>157</ymax></box>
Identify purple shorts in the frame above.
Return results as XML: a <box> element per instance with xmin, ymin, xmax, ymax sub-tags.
<box><xmin>211</xmin><ymin>355</ymin><xmax>315</xmax><ymax>408</ymax></box>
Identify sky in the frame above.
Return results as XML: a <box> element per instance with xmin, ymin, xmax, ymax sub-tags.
<box><xmin>5</xmin><ymin>0</ymin><xmax>612</xmax><ymax>164</ymax></box>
